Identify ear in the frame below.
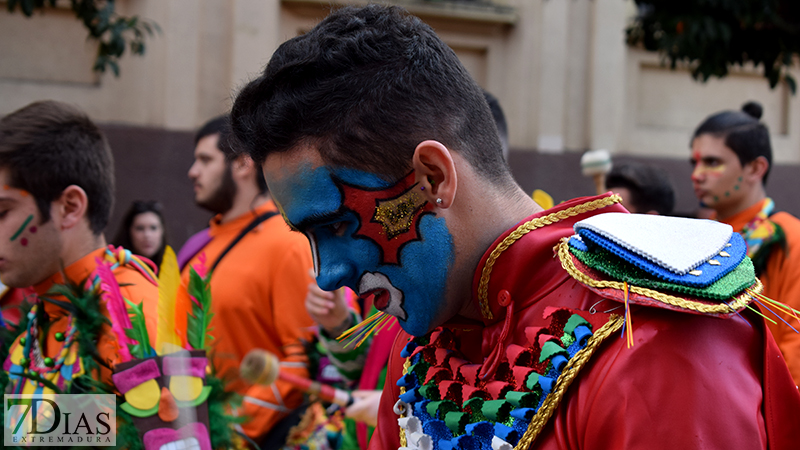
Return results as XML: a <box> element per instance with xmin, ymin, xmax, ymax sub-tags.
<box><xmin>54</xmin><ymin>185</ymin><xmax>89</xmax><ymax>230</ymax></box>
<box><xmin>743</xmin><ymin>155</ymin><xmax>769</xmax><ymax>183</ymax></box>
<box><xmin>231</xmin><ymin>154</ymin><xmax>256</xmax><ymax>179</ymax></box>
<box><xmin>412</xmin><ymin>140</ymin><xmax>457</xmax><ymax>209</ymax></box>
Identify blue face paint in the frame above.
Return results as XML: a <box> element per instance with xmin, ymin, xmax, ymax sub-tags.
<box><xmin>269</xmin><ymin>164</ymin><xmax>455</xmax><ymax>336</ymax></box>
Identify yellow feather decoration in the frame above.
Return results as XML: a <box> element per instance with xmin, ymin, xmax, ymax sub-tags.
<box><xmin>156</xmin><ymin>246</ymin><xmax>182</xmax><ymax>354</ymax></box>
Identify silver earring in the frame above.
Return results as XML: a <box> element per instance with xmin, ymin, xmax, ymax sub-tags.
<box><xmin>436</xmin><ymin>198</ymin><xmax>443</xmax><ymax>205</ymax></box>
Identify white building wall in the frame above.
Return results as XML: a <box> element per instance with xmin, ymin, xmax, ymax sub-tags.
<box><xmin>0</xmin><ymin>0</ymin><xmax>797</xmax><ymax>162</ymax></box>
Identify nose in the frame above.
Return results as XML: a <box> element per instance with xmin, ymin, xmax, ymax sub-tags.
<box><xmin>188</xmin><ymin>161</ymin><xmax>199</xmax><ymax>180</ymax></box>
<box><xmin>691</xmin><ymin>163</ymin><xmax>704</xmax><ymax>183</ymax></box>
<box><xmin>316</xmin><ymin>260</ymin><xmax>355</xmax><ymax>293</ymax></box>
<box><xmin>157</xmin><ymin>387</ymin><xmax>179</xmax><ymax>422</ymax></box>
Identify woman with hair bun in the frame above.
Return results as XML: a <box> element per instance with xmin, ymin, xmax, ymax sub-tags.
<box><xmin>690</xmin><ymin>101</ymin><xmax>800</xmax><ymax>384</ymax></box>
<box><xmin>112</xmin><ymin>200</ymin><xmax>169</xmax><ymax>268</ymax></box>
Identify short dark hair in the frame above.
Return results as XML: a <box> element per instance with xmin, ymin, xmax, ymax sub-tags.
<box><xmin>231</xmin><ymin>5</ymin><xmax>512</xmax><ymax>187</ymax></box>
<box><xmin>196</xmin><ymin>114</ymin><xmax>268</xmax><ymax>195</ymax></box>
<box><xmin>606</xmin><ymin>161</ymin><xmax>675</xmax><ymax>215</ymax></box>
<box><xmin>483</xmin><ymin>90</ymin><xmax>508</xmax><ymax>160</ymax></box>
<box><xmin>112</xmin><ymin>200</ymin><xmax>169</xmax><ymax>266</ymax></box>
<box><xmin>0</xmin><ymin>100</ymin><xmax>114</xmax><ymax>234</ymax></box>
<box><xmin>692</xmin><ymin>101</ymin><xmax>772</xmax><ymax>184</ymax></box>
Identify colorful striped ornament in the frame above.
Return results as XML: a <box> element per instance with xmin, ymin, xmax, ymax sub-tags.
<box><xmin>394</xmin><ymin>310</ymin><xmax>606</xmax><ymax>450</ymax></box>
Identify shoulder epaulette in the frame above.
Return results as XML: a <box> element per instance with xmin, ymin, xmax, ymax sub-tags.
<box><xmin>558</xmin><ymin>213</ymin><xmax>759</xmax><ymax>317</ymax></box>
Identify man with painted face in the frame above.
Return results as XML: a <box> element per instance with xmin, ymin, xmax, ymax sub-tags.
<box><xmin>0</xmin><ymin>100</ymin><xmax>159</xmax><ymax>393</ymax></box>
<box><xmin>174</xmin><ymin>115</ymin><xmax>315</xmax><ymax>444</ymax></box>
<box><xmin>691</xmin><ymin>101</ymin><xmax>800</xmax><ymax>384</ymax></box>
<box><xmin>230</xmin><ymin>5</ymin><xmax>800</xmax><ymax>450</ymax></box>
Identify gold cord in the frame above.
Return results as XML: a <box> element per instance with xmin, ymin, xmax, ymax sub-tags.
<box><xmin>556</xmin><ymin>240</ymin><xmax>760</xmax><ymax>314</ymax></box>
<box><xmin>398</xmin><ymin>357</ymin><xmax>411</xmax><ymax>447</ymax></box>
<box><xmin>515</xmin><ymin>314</ymin><xmax>624</xmax><ymax>449</ymax></box>
<box><xmin>478</xmin><ymin>195</ymin><xmax>622</xmax><ymax>319</ymax></box>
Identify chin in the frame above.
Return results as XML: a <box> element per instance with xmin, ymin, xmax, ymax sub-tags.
<box><xmin>397</xmin><ymin>316</ymin><xmax>437</xmax><ymax>337</ymax></box>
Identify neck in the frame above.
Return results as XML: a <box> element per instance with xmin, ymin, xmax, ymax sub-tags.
<box><xmin>451</xmin><ymin>182</ymin><xmax>543</xmax><ymax>321</ymax></box>
<box><xmin>60</xmin><ymin>229</ymin><xmax>106</xmax><ymax>268</ymax></box>
<box><xmin>220</xmin><ymin>186</ymin><xmax>270</xmax><ymax>223</ymax></box>
<box><xmin>716</xmin><ymin>185</ymin><xmax>767</xmax><ymax>221</ymax></box>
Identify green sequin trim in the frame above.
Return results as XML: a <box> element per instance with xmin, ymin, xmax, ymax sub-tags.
<box><xmin>570</xmin><ymin>245</ymin><xmax>755</xmax><ymax>300</ymax></box>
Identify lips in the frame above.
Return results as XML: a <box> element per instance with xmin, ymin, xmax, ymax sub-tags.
<box><xmin>692</xmin><ymin>185</ymin><xmax>706</xmax><ymax>198</ymax></box>
<box><xmin>357</xmin><ymin>271</ymin><xmax>407</xmax><ymax>321</ymax></box>
<box><xmin>362</xmin><ymin>288</ymin><xmax>390</xmax><ymax>310</ymax></box>
<box><xmin>142</xmin><ymin>422</ymin><xmax>211</xmax><ymax>450</ymax></box>
<box><xmin>159</xmin><ymin>437</ymin><xmax>200</xmax><ymax>450</ymax></box>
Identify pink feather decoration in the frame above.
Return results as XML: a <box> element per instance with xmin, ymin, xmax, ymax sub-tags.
<box><xmin>194</xmin><ymin>251</ymin><xmax>208</xmax><ymax>279</ymax></box>
<box><xmin>94</xmin><ymin>258</ymin><xmax>134</xmax><ymax>361</ymax></box>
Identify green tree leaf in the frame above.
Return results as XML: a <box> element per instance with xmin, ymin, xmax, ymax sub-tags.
<box><xmin>627</xmin><ymin>0</ymin><xmax>800</xmax><ymax>93</ymax></box>
<box><xmin>5</xmin><ymin>0</ymin><xmax>159</xmax><ymax>77</ymax></box>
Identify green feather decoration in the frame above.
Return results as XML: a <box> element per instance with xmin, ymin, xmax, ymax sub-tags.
<box><xmin>0</xmin><ymin>269</ymin><xmax>243</xmax><ymax>449</ymax></box>
<box><xmin>124</xmin><ymin>299</ymin><xmax>154</xmax><ymax>360</ymax></box>
<box><xmin>206</xmin><ymin>371</ymin><xmax>247</xmax><ymax>449</ymax></box>
<box><xmin>116</xmin><ymin>398</ymin><xmax>146</xmax><ymax>450</ymax></box>
<box><xmin>187</xmin><ymin>266</ymin><xmax>215</xmax><ymax>350</ymax></box>
<box><xmin>44</xmin><ymin>276</ymin><xmax>111</xmax><ymax>374</ymax></box>
<box><xmin>0</xmin><ymin>299</ymin><xmax>30</xmax><ymax>394</ymax></box>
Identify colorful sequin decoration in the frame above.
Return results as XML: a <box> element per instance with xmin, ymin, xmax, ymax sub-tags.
<box><xmin>4</xmin><ymin>245</ymin><xmax>157</xmax><ymax>395</ymax></box>
<box><xmin>4</xmin><ymin>302</ymin><xmax>84</xmax><ymax>395</ymax></box>
<box><xmin>394</xmin><ymin>309</ymin><xmax>600</xmax><ymax>450</ymax></box>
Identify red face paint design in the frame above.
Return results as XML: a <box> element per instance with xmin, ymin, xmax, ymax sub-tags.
<box><xmin>338</xmin><ymin>172</ymin><xmax>432</xmax><ymax>265</ymax></box>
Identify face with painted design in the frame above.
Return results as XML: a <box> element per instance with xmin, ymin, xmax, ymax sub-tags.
<box><xmin>264</xmin><ymin>149</ymin><xmax>456</xmax><ymax>336</ymax></box>
<box><xmin>690</xmin><ymin>134</ymin><xmax>749</xmax><ymax>212</ymax></box>
<box><xmin>0</xmin><ymin>168</ymin><xmax>62</xmax><ymax>287</ymax></box>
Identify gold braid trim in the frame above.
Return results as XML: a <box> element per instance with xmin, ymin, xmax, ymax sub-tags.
<box><xmin>478</xmin><ymin>195</ymin><xmax>622</xmax><ymax>320</ymax></box>
<box><xmin>556</xmin><ymin>240</ymin><xmax>761</xmax><ymax>314</ymax></box>
<box><xmin>398</xmin><ymin>357</ymin><xmax>412</xmax><ymax>447</ymax></box>
<box><xmin>515</xmin><ymin>314</ymin><xmax>624</xmax><ymax>450</ymax></box>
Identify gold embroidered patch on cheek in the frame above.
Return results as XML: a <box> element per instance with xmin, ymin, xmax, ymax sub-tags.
<box><xmin>373</xmin><ymin>191</ymin><xmax>427</xmax><ymax>239</ymax></box>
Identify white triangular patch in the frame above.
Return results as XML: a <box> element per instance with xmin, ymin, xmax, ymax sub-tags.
<box><xmin>575</xmin><ymin>213</ymin><xmax>733</xmax><ymax>275</ymax></box>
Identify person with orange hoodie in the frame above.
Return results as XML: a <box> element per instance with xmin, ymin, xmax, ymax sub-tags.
<box><xmin>175</xmin><ymin>115</ymin><xmax>314</xmax><ymax>446</ymax></box>
<box><xmin>690</xmin><ymin>101</ymin><xmax>800</xmax><ymax>384</ymax></box>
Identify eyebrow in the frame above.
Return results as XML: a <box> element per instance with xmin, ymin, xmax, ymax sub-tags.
<box><xmin>112</xmin><ymin>359</ymin><xmax>161</xmax><ymax>394</ymax></box>
<box><xmin>294</xmin><ymin>209</ymin><xmax>349</xmax><ymax>233</ymax></box>
<box><xmin>163</xmin><ymin>356</ymin><xmax>208</xmax><ymax>378</ymax></box>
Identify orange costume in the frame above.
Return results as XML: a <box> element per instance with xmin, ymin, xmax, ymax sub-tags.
<box><xmin>4</xmin><ymin>246</ymin><xmax>159</xmax><ymax>393</ymax></box>
<box><xmin>175</xmin><ymin>200</ymin><xmax>315</xmax><ymax>441</ymax></box>
<box><xmin>721</xmin><ymin>198</ymin><xmax>800</xmax><ymax>384</ymax></box>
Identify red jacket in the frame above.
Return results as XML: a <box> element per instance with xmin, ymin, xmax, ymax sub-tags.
<box><xmin>372</xmin><ymin>194</ymin><xmax>800</xmax><ymax>450</ymax></box>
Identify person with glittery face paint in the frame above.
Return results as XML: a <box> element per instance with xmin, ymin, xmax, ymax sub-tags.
<box><xmin>230</xmin><ymin>6</ymin><xmax>800</xmax><ymax>449</ymax></box>
<box><xmin>0</xmin><ymin>100</ymin><xmax>159</xmax><ymax>396</ymax></box>
<box><xmin>691</xmin><ymin>101</ymin><xmax>800</xmax><ymax>385</ymax></box>
<box><xmin>173</xmin><ymin>115</ymin><xmax>316</xmax><ymax>445</ymax></box>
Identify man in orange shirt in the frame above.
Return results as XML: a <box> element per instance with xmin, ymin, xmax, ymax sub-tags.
<box><xmin>175</xmin><ymin>116</ymin><xmax>314</xmax><ymax>444</ymax></box>
<box><xmin>691</xmin><ymin>101</ymin><xmax>800</xmax><ymax>384</ymax></box>
<box><xmin>0</xmin><ymin>100</ymin><xmax>159</xmax><ymax>394</ymax></box>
